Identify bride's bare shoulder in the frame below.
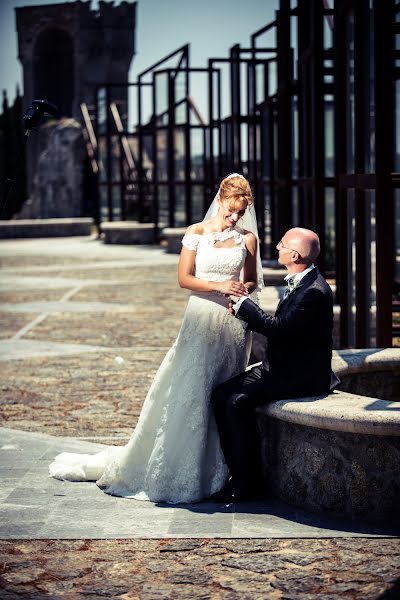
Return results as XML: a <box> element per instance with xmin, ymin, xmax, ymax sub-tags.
<box><xmin>185</xmin><ymin>222</ymin><xmax>205</xmax><ymax>236</ymax></box>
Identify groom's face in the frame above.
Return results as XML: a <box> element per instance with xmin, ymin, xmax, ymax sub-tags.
<box><xmin>277</xmin><ymin>233</ymin><xmax>298</xmax><ymax>266</ymax></box>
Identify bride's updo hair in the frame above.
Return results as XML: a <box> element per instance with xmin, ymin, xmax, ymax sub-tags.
<box><xmin>219</xmin><ymin>175</ymin><xmax>253</xmax><ymax>209</ymax></box>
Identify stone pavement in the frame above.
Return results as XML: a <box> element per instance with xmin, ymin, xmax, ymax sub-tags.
<box><xmin>2</xmin><ymin>427</ymin><xmax>398</xmax><ymax>541</ymax></box>
<box><xmin>0</xmin><ymin>235</ymin><xmax>399</xmax><ymax>598</ymax></box>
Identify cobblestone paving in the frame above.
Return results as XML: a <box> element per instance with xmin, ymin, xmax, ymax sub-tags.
<box><xmin>0</xmin><ymin>257</ymin><xmax>186</xmax><ymax>441</ymax></box>
<box><xmin>0</xmin><ymin>237</ymin><xmax>399</xmax><ymax>598</ymax></box>
<box><xmin>0</xmin><ymin>538</ymin><xmax>399</xmax><ymax>599</ymax></box>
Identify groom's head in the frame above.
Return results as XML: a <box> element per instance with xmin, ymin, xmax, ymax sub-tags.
<box><xmin>277</xmin><ymin>228</ymin><xmax>320</xmax><ymax>269</ymax></box>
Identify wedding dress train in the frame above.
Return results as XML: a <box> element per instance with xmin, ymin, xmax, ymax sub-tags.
<box><xmin>49</xmin><ymin>228</ymin><xmax>252</xmax><ymax>503</ymax></box>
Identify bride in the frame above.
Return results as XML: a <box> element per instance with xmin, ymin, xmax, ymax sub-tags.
<box><xmin>49</xmin><ymin>173</ymin><xmax>263</xmax><ymax>503</ymax></box>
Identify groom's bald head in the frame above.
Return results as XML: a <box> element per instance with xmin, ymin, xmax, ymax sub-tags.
<box><xmin>286</xmin><ymin>228</ymin><xmax>320</xmax><ymax>263</ymax></box>
<box><xmin>277</xmin><ymin>228</ymin><xmax>320</xmax><ymax>266</ymax></box>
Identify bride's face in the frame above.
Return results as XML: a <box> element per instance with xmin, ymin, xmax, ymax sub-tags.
<box><xmin>218</xmin><ymin>197</ymin><xmax>247</xmax><ymax>228</ymax></box>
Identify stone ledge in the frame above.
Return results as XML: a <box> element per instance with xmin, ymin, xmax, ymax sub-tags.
<box><xmin>332</xmin><ymin>347</ymin><xmax>399</xmax><ymax>375</ymax></box>
<box><xmin>0</xmin><ymin>218</ymin><xmax>93</xmax><ymax>239</ymax></box>
<box><xmin>258</xmin><ymin>391</ymin><xmax>400</xmax><ymax>436</ymax></box>
<box><xmin>162</xmin><ymin>227</ymin><xmax>186</xmax><ymax>254</ymax></box>
<box><xmin>257</xmin><ymin>348</ymin><xmax>400</xmax><ymax>436</ymax></box>
<box><xmin>101</xmin><ymin>221</ymin><xmax>155</xmax><ymax>245</ymax></box>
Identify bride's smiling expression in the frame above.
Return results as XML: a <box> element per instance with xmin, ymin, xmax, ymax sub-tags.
<box><xmin>217</xmin><ymin>198</ymin><xmax>247</xmax><ymax>229</ymax></box>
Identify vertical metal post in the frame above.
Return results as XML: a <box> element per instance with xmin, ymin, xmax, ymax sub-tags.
<box><xmin>137</xmin><ymin>76</ymin><xmax>144</xmax><ymax>222</ymax></box>
<box><xmin>230</xmin><ymin>44</ymin><xmax>241</xmax><ymax>173</ymax></box>
<box><xmin>334</xmin><ymin>0</ymin><xmax>352</xmax><ymax>347</ymax></box>
<box><xmin>354</xmin><ymin>2</ymin><xmax>371</xmax><ymax>347</ymax></box>
<box><xmin>152</xmin><ymin>72</ymin><xmax>159</xmax><ymax>234</ymax></box>
<box><xmin>93</xmin><ymin>86</ymin><xmax>101</xmax><ymax>228</ymax></box>
<box><xmin>105</xmin><ymin>85</ymin><xmax>113</xmax><ymax>222</ymax></box>
<box><xmin>264</xmin><ymin>63</ymin><xmax>276</xmax><ymax>256</ymax></box>
<box><xmin>374</xmin><ymin>0</ymin><xmax>395</xmax><ymax>347</ymax></box>
<box><xmin>184</xmin><ymin>52</ymin><xmax>192</xmax><ymax>226</ymax></box>
<box><xmin>167</xmin><ymin>71</ymin><xmax>176</xmax><ymax>227</ymax></box>
<box><xmin>276</xmin><ymin>0</ymin><xmax>293</xmax><ymax>238</ymax></box>
<box><xmin>217</xmin><ymin>69</ymin><xmax>223</xmax><ymax>182</ymax></box>
<box><xmin>297</xmin><ymin>0</ymin><xmax>312</xmax><ymax>227</ymax></box>
<box><xmin>247</xmin><ymin>56</ymin><xmax>257</xmax><ymax>186</ymax></box>
<box><xmin>310</xmin><ymin>0</ymin><xmax>325</xmax><ymax>268</ymax></box>
<box><xmin>203</xmin><ymin>126</ymin><xmax>209</xmax><ymax>216</ymax></box>
<box><xmin>296</xmin><ymin>4</ymin><xmax>305</xmax><ymax>228</ymax></box>
<box><xmin>118</xmin><ymin>133</ymin><xmax>125</xmax><ymax>221</ymax></box>
<box><xmin>206</xmin><ymin>60</ymin><xmax>214</xmax><ymax>210</ymax></box>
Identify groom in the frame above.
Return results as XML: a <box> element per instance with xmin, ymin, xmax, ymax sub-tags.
<box><xmin>210</xmin><ymin>227</ymin><xmax>338</xmax><ymax>503</ymax></box>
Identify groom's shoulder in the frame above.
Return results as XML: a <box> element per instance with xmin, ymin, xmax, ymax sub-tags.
<box><xmin>309</xmin><ymin>270</ymin><xmax>333</xmax><ymax>298</ymax></box>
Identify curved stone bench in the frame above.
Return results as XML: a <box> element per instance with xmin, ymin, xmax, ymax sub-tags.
<box><xmin>256</xmin><ymin>348</ymin><xmax>400</xmax><ymax>526</ymax></box>
<box><xmin>332</xmin><ymin>348</ymin><xmax>400</xmax><ymax>401</ymax></box>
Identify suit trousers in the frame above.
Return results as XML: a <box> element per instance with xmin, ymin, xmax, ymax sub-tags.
<box><xmin>211</xmin><ymin>365</ymin><xmax>307</xmax><ymax>492</ymax></box>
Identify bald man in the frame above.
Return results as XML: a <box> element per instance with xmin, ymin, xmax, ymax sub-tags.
<box><xmin>210</xmin><ymin>227</ymin><xmax>338</xmax><ymax>503</ymax></box>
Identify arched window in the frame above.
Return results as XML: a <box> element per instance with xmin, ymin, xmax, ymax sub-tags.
<box><xmin>34</xmin><ymin>28</ymin><xmax>74</xmax><ymax>118</ymax></box>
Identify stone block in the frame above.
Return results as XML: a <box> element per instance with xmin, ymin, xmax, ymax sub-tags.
<box><xmin>162</xmin><ymin>227</ymin><xmax>186</xmax><ymax>254</ymax></box>
<box><xmin>101</xmin><ymin>221</ymin><xmax>155</xmax><ymax>245</ymax></box>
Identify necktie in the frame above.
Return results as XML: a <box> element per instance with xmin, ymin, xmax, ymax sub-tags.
<box><xmin>283</xmin><ymin>277</ymin><xmax>295</xmax><ymax>299</ymax></box>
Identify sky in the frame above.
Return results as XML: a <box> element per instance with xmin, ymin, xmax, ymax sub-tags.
<box><xmin>0</xmin><ymin>0</ymin><xmax>279</xmax><ymax>123</ymax></box>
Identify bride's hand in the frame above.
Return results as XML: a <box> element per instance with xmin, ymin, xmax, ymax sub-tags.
<box><xmin>216</xmin><ymin>281</ymin><xmax>249</xmax><ymax>296</ymax></box>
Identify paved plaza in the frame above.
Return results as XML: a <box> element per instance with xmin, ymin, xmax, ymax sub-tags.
<box><xmin>0</xmin><ymin>235</ymin><xmax>399</xmax><ymax>598</ymax></box>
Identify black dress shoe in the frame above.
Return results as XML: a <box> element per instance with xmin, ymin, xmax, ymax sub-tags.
<box><xmin>230</xmin><ymin>488</ymin><xmax>264</xmax><ymax>502</ymax></box>
<box><xmin>208</xmin><ymin>477</ymin><xmax>236</xmax><ymax>503</ymax></box>
<box><xmin>208</xmin><ymin>489</ymin><xmax>234</xmax><ymax>503</ymax></box>
<box><xmin>208</xmin><ymin>477</ymin><xmax>263</xmax><ymax>503</ymax></box>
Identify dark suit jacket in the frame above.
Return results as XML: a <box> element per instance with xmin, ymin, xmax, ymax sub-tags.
<box><xmin>237</xmin><ymin>267</ymin><xmax>336</xmax><ymax>397</ymax></box>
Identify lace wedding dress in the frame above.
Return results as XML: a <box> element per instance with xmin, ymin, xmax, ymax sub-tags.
<box><xmin>49</xmin><ymin>227</ymin><xmax>252</xmax><ymax>503</ymax></box>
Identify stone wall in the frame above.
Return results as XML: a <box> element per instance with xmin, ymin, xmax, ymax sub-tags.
<box><xmin>259</xmin><ymin>417</ymin><xmax>400</xmax><ymax>525</ymax></box>
<box><xmin>337</xmin><ymin>370</ymin><xmax>400</xmax><ymax>402</ymax></box>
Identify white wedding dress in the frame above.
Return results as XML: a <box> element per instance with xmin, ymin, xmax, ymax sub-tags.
<box><xmin>49</xmin><ymin>227</ymin><xmax>252</xmax><ymax>503</ymax></box>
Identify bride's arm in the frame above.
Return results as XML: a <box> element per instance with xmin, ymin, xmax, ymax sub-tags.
<box><xmin>243</xmin><ymin>232</ymin><xmax>258</xmax><ymax>293</ymax></box>
<box><xmin>178</xmin><ymin>247</ymin><xmax>248</xmax><ymax>295</ymax></box>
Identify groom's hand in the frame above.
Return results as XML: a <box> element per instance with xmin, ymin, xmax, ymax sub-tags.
<box><xmin>228</xmin><ymin>295</ymin><xmax>241</xmax><ymax>316</ymax></box>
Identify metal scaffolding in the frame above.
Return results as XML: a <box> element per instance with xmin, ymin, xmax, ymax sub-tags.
<box><xmin>85</xmin><ymin>0</ymin><xmax>399</xmax><ymax>349</ymax></box>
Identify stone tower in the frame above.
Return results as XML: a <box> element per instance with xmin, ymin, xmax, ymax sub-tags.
<box><xmin>15</xmin><ymin>0</ymin><xmax>136</xmax><ymax>200</ymax></box>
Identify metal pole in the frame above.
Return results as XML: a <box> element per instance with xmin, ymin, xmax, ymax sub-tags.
<box><xmin>374</xmin><ymin>0</ymin><xmax>395</xmax><ymax>347</ymax></box>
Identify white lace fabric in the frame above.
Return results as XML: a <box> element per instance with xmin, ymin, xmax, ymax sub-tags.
<box><xmin>49</xmin><ymin>228</ymin><xmax>251</xmax><ymax>503</ymax></box>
